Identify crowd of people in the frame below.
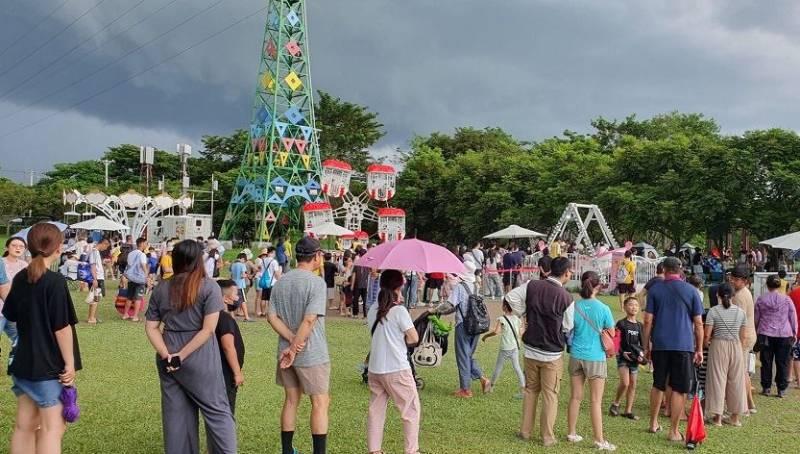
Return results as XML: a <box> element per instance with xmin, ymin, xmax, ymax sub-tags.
<box><xmin>2</xmin><ymin>224</ymin><xmax>800</xmax><ymax>454</ymax></box>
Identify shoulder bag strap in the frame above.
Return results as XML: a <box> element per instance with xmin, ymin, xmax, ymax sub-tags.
<box><xmin>503</xmin><ymin>315</ymin><xmax>520</xmax><ymax>349</ymax></box>
<box><xmin>574</xmin><ymin>302</ymin><xmax>601</xmax><ymax>334</ymax></box>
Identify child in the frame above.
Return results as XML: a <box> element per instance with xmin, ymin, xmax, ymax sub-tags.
<box><xmin>610</xmin><ymin>297</ymin><xmax>645</xmax><ymax>420</ymax></box>
<box><xmin>230</xmin><ymin>253</ymin><xmax>252</xmax><ymax>322</ymax></box>
<box><xmin>481</xmin><ymin>300</ymin><xmax>525</xmax><ymax>398</ymax></box>
<box><xmin>216</xmin><ymin>280</ymin><xmax>245</xmax><ymax>415</ymax></box>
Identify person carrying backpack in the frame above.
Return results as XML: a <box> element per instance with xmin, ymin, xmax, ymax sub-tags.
<box><xmin>257</xmin><ymin>247</ymin><xmax>282</xmax><ymax>317</ymax></box>
<box><xmin>431</xmin><ymin>260</ymin><xmax>491</xmax><ymax>398</ymax></box>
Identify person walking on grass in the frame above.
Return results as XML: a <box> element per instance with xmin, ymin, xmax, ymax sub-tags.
<box><xmin>3</xmin><ymin>223</ymin><xmax>82</xmax><ymax>454</ymax></box>
<box><xmin>755</xmin><ymin>274</ymin><xmax>798</xmax><ymax>398</ymax></box>
<box><xmin>617</xmin><ymin>249</ymin><xmax>636</xmax><ymax>311</ymax></box>
<box><xmin>431</xmin><ymin>260</ymin><xmax>491</xmax><ymax>398</ymax></box>
<box><xmin>643</xmin><ymin>257</ymin><xmax>704</xmax><ymax>443</ymax></box>
<box><xmin>482</xmin><ymin>300</ymin><xmax>525</xmax><ymax>399</ymax></box>
<box><xmin>230</xmin><ymin>253</ymin><xmax>252</xmax><ymax>322</ymax></box>
<box><xmin>504</xmin><ymin>257</ymin><xmax>573</xmax><ymax>447</ymax></box>
<box><xmin>123</xmin><ymin>237</ymin><xmax>149</xmax><ymax>322</ymax></box>
<box><xmin>84</xmin><ymin>238</ymin><xmax>109</xmax><ymax>325</ymax></box>
<box><xmin>268</xmin><ymin>237</ymin><xmax>330</xmax><ymax>454</ymax></box>
<box><xmin>704</xmin><ymin>283</ymin><xmax>747</xmax><ymax>427</ymax></box>
<box><xmin>789</xmin><ymin>282</ymin><xmax>800</xmax><ymax>388</ymax></box>
<box><xmin>366</xmin><ymin>270</ymin><xmax>421</xmax><ymax>454</ymax></box>
<box><xmin>565</xmin><ymin>271</ymin><xmax>617</xmax><ymax>451</ymax></box>
<box><xmin>257</xmin><ymin>247</ymin><xmax>282</xmax><ymax>318</ymax></box>
<box><xmin>323</xmin><ymin>253</ymin><xmax>338</xmax><ymax>310</ymax></box>
<box><xmin>609</xmin><ymin>297</ymin><xmax>645</xmax><ymax>421</ymax></box>
<box><xmin>145</xmin><ymin>240</ymin><xmax>236</xmax><ymax>454</ymax></box>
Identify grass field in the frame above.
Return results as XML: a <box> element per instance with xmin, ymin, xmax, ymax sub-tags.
<box><xmin>1</xmin><ymin>262</ymin><xmax>800</xmax><ymax>452</ymax></box>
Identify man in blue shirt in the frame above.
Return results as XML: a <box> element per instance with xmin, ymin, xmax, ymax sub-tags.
<box><xmin>642</xmin><ymin>257</ymin><xmax>704</xmax><ymax>442</ymax></box>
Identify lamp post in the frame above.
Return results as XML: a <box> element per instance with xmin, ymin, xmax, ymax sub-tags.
<box><xmin>101</xmin><ymin>159</ymin><xmax>112</xmax><ymax>188</ymax></box>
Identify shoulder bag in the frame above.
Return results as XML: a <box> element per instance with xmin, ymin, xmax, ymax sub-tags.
<box><xmin>574</xmin><ymin>302</ymin><xmax>616</xmax><ymax>358</ymax></box>
<box><xmin>503</xmin><ymin>315</ymin><xmax>520</xmax><ymax>350</ymax></box>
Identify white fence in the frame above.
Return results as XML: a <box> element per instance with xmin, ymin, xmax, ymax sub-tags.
<box><xmin>520</xmin><ymin>252</ymin><xmax>663</xmax><ymax>292</ymax></box>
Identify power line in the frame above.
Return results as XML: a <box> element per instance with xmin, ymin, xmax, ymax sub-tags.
<box><xmin>0</xmin><ymin>0</ymin><xmax>222</xmax><ymax>122</ymax></box>
<box><xmin>0</xmin><ymin>0</ymin><xmax>109</xmax><ymax>78</ymax></box>
<box><xmin>0</xmin><ymin>4</ymin><xmax>268</xmax><ymax>139</ymax></box>
<box><xmin>0</xmin><ymin>0</ymin><xmax>148</xmax><ymax>101</ymax></box>
<box><xmin>0</xmin><ymin>0</ymin><xmax>73</xmax><ymax>61</ymax></box>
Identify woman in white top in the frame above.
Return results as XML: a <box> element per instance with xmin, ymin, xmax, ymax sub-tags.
<box><xmin>366</xmin><ymin>270</ymin><xmax>420</xmax><ymax>454</ymax></box>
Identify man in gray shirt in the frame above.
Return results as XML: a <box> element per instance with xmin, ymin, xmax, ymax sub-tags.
<box><xmin>268</xmin><ymin>236</ymin><xmax>329</xmax><ymax>454</ymax></box>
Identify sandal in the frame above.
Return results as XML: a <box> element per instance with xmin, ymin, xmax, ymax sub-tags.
<box><xmin>668</xmin><ymin>433</ymin><xmax>685</xmax><ymax>443</ymax></box>
<box><xmin>608</xmin><ymin>403</ymin><xmax>620</xmax><ymax>417</ymax></box>
<box><xmin>621</xmin><ymin>412</ymin><xmax>640</xmax><ymax>421</ymax></box>
<box><xmin>647</xmin><ymin>426</ymin><xmax>662</xmax><ymax>434</ymax></box>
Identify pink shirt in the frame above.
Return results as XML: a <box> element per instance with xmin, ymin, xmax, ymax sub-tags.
<box><xmin>1</xmin><ymin>257</ymin><xmax>28</xmax><ymax>313</ymax></box>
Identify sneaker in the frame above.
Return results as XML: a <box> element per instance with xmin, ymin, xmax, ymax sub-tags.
<box><xmin>566</xmin><ymin>434</ymin><xmax>583</xmax><ymax>443</ymax></box>
<box><xmin>453</xmin><ymin>389</ymin><xmax>473</xmax><ymax>398</ymax></box>
<box><xmin>608</xmin><ymin>403</ymin><xmax>620</xmax><ymax>417</ymax></box>
<box><xmin>760</xmin><ymin>388</ymin><xmax>771</xmax><ymax>396</ymax></box>
<box><xmin>595</xmin><ymin>440</ymin><xmax>617</xmax><ymax>451</ymax></box>
<box><xmin>777</xmin><ymin>390</ymin><xmax>786</xmax><ymax>399</ymax></box>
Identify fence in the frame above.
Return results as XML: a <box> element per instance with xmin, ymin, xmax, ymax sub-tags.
<box><xmin>519</xmin><ymin>252</ymin><xmax>663</xmax><ymax>292</ymax></box>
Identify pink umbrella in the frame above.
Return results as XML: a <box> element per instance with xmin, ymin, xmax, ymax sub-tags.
<box><xmin>354</xmin><ymin>239</ymin><xmax>466</xmax><ymax>274</ymax></box>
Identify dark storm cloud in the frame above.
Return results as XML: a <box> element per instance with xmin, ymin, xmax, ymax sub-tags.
<box><xmin>2</xmin><ymin>0</ymin><xmax>800</xmax><ymax>177</ymax></box>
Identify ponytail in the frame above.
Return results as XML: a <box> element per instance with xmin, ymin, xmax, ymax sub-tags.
<box><xmin>375</xmin><ymin>270</ymin><xmax>404</xmax><ymax>325</ymax></box>
<box><xmin>579</xmin><ymin>270</ymin><xmax>600</xmax><ymax>299</ymax></box>
<box><xmin>717</xmin><ymin>283</ymin><xmax>734</xmax><ymax>309</ymax></box>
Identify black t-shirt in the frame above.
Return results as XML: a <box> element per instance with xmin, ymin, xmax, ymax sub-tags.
<box><xmin>323</xmin><ymin>262</ymin><xmax>338</xmax><ymax>288</ymax></box>
<box><xmin>616</xmin><ymin>318</ymin><xmax>643</xmax><ymax>355</ymax></box>
<box><xmin>2</xmin><ymin>269</ymin><xmax>82</xmax><ymax>380</ymax></box>
<box><xmin>215</xmin><ymin>311</ymin><xmax>244</xmax><ymax>382</ymax></box>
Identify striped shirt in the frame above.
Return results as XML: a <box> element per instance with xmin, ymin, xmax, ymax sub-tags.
<box><xmin>706</xmin><ymin>305</ymin><xmax>745</xmax><ymax>341</ymax></box>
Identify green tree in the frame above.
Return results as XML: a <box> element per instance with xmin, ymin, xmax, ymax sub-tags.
<box><xmin>315</xmin><ymin>91</ymin><xmax>385</xmax><ymax>171</ymax></box>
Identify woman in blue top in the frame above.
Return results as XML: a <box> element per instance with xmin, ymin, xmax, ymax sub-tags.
<box><xmin>566</xmin><ymin>271</ymin><xmax>616</xmax><ymax>451</ymax></box>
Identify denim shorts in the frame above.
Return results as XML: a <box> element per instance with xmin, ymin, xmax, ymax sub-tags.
<box><xmin>11</xmin><ymin>376</ymin><xmax>63</xmax><ymax>408</ymax></box>
<box><xmin>616</xmin><ymin>355</ymin><xmax>639</xmax><ymax>374</ymax></box>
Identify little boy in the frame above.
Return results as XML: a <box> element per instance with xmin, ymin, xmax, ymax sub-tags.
<box><xmin>610</xmin><ymin>297</ymin><xmax>645</xmax><ymax>420</ymax></box>
<box><xmin>217</xmin><ymin>280</ymin><xmax>246</xmax><ymax>415</ymax></box>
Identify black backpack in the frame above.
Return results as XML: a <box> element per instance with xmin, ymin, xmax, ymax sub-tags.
<box><xmin>458</xmin><ymin>282</ymin><xmax>490</xmax><ymax>335</ymax></box>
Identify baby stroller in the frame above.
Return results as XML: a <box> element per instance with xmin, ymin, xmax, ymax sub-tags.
<box><xmin>361</xmin><ymin>311</ymin><xmax>451</xmax><ymax>390</ymax></box>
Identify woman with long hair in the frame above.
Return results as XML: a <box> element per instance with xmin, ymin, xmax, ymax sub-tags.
<box><xmin>566</xmin><ymin>271</ymin><xmax>616</xmax><ymax>451</ymax></box>
<box><xmin>366</xmin><ymin>270</ymin><xmax>421</xmax><ymax>454</ymax></box>
<box><xmin>704</xmin><ymin>283</ymin><xmax>747</xmax><ymax>426</ymax></box>
<box><xmin>145</xmin><ymin>240</ymin><xmax>236</xmax><ymax>454</ymax></box>
<box><xmin>3</xmin><ymin>223</ymin><xmax>82</xmax><ymax>454</ymax></box>
<box><xmin>1</xmin><ymin>236</ymin><xmax>27</xmax><ymax>346</ymax></box>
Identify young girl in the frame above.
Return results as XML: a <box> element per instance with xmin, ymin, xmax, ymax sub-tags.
<box><xmin>481</xmin><ymin>300</ymin><xmax>525</xmax><ymax>398</ymax></box>
<box><xmin>609</xmin><ymin>297</ymin><xmax>644</xmax><ymax>420</ymax></box>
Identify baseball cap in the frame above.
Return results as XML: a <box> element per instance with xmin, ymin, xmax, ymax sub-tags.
<box><xmin>295</xmin><ymin>236</ymin><xmax>322</xmax><ymax>257</ymax></box>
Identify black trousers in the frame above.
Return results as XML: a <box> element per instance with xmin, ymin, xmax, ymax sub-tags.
<box><xmin>759</xmin><ymin>336</ymin><xmax>794</xmax><ymax>392</ymax></box>
<box><xmin>351</xmin><ymin>288</ymin><xmax>367</xmax><ymax>316</ymax></box>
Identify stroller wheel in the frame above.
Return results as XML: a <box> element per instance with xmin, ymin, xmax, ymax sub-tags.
<box><xmin>415</xmin><ymin>377</ymin><xmax>425</xmax><ymax>390</ymax></box>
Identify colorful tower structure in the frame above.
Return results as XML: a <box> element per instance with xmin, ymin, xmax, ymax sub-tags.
<box><xmin>220</xmin><ymin>0</ymin><xmax>323</xmax><ymax>242</ymax></box>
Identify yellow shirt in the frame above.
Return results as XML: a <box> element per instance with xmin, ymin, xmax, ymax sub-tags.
<box><xmin>549</xmin><ymin>241</ymin><xmax>561</xmax><ymax>258</ymax></box>
<box><xmin>622</xmin><ymin>259</ymin><xmax>636</xmax><ymax>284</ymax></box>
<box><xmin>159</xmin><ymin>255</ymin><xmax>174</xmax><ymax>279</ymax></box>
<box><xmin>778</xmin><ymin>279</ymin><xmax>790</xmax><ymax>295</ymax></box>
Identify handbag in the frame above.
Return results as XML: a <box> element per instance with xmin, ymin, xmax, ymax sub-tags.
<box><xmin>574</xmin><ymin>302</ymin><xmax>616</xmax><ymax>358</ymax></box>
<box><xmin>413</xmin><ymin>324</ymin><xmax>442</xmax><ymax>367</ymax></box>
<box><xmin>752</xmin><ymin>334</ymin><xmax>769</xmax><ymax>353</ymax></box>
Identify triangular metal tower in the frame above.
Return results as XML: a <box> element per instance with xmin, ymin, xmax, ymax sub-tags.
<box><xmin>547</xmin><ymin>203</ymin><xmax>619</xmax><ymax>256</ymax></box>
<box><xmin>220</xmin><ymin>0</ymin><xmax>323</xmax><ymax>242</ymax></box>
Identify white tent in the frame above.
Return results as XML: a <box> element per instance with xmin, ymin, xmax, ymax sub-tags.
<box><xmin>761</xmin><ymin>231</ymin><xmax>800</xmax><ymax>251</ymax></box>
<box><xmin>484</xmin><ymin>224</ymin><xmax>545</xmax><ymax>239</ymax></box>
<box><xmin>307</xmin><ymin>222</ymin><xmax>354</xmax><ymax>237</ymax></box>
<box><xmin>70</xmin><ymin>216</ymin><xmax>129</xmax><ymax>231</ymax></box>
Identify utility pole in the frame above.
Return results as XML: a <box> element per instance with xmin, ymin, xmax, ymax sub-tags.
<box><xmin>210</xmin><ymin>174</ymin><xmax>218</xmax><ymax>221</ymax></box>
<box><xmin>28</xmin><ymin>170</ymin><xmax>35</xmax><ymax>217</ymax></box>
<box><xmin>101</xmin><ymin>159</ymin><xmax>112</xmax><ymax>188</ymax></box>
<box><xmin>177</xmin><ymin>144</ymin><xmax>192</xmax><ymax>215</ymax></box>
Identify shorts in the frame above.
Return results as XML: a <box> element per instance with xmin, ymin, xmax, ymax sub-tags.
<box><xmin>427</xmin><ymin>278</ymin><xmax>444</xmax><ymax>289</ymax></box>
<box><xmin>127</xmin><ymin>282</ymin><xmax>146</xmax><ymax>300</ymax></box>
<box><xmin>617</xmin><ymin>283</ymin><xmax>635</xmax><ymax>294</ymax></box>
<box><xmin>226</xmin><ymin>302</ymin><xmax>242</xmax><ymax>312</ymax></box>
<box><xmin>651</xmin><ymin>350</ymin><xmax>693</xmax><ymax>394</ymax></box>
<box><xmin>11</xmin><ymin>376</ymin><xmax>63</xmax><ymax>408</ymax></box>
<box><xmin>276</xmin><ymin>362</ymin><xmax>331</xmax><ymax>395</ymax></box>
<box><xmin>569</xmin><ymin>357</ymin><xmax>608</xmax><ymax>379</ymax></box>
<box><xmin>326</xmin><ymin>288</ymin><xmax>335</xmax><ymax>300</ymax></box>
<box><xmin>616</xmin><ymin>355</ymin><xmax>639</xmax><ymax>374</ymax></box>
<box><xmin>792</xmin><ymin>341</ymin><xmax>800</xmax><ymax>361</ymax></box>
<box><xmin>261</xmin><ymin>287</ymin><xmax>273</xmax><ymax>301</ymax></box>
<box><xmin>237</xmin><ymin>288</ymin><xmax>247</xmax><ymax>305</ymax></box>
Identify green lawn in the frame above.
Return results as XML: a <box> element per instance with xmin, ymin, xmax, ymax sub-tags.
<box><xmin>1</xmin><ymin>279</ymin><xmax>799</xmax><ymax>453</ymax></box>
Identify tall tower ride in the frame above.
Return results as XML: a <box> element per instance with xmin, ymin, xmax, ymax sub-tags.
<box><xmin>220</xmin><ymin>0</ymin><xmax>323</xmax><ymax>241</ymax></box>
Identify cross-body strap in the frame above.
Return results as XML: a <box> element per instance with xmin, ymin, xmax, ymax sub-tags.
<box><xmin>574</xmin><ymin>302</ymin><xmax>602</xmax><ymax>334</ymax></box>
<box><xmin>457</xmin><ymin>282</ymin><xmax>473</xmax><ymax>319</ymax></box>
<box><xmin>503</xmin><ymin>315</ymin><xmax>520</xmax><ymax>349</ymax></box>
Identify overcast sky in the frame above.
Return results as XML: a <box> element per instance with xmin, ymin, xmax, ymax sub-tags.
<box><xmin>2</xmin><ymin>0</ymin><xmax>800</xmax><ymax>183</ymax></box>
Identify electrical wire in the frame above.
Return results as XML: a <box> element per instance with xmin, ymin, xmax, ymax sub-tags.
<box><xmin>0</xmin><ymin>0</ymin><xmax>148</xmax><ymax>101</ymax></box>
<box><xmin>0</xmin><ymin>0</ymin><xmax>109</xmax><ymax>78</ymax></box>
<box><xmin>0</xmin><ymin>4</ymin><xmax>267</xmax><ymax>139</ymax></box>
<box><xmin>0</xmin><ymin>0</ymin><xmax>73</xmax><ymax>61</ymax></box>
<box><xmin>0</xmin><ymin>0</ymin><xmax>222</xmax><ymax>122</ymax></box>
<box><xmin>0</xmin><ymin>0</ymin><xmax>182</xmax><ymax>103</ymax></box>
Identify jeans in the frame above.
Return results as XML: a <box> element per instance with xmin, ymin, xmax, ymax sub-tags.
<box><xmin>403</xmin><ymin>274</ymin><xmax>418</xmax><ymax>308</ymax></box>
<box><xmin>485</xmin><ymin>273</ymin><xmax>504</xmax><ymax>298</ymax></box>
<box><xmin>454</xmin><ymin>323</ymin><xmax>483</xmax><ymax>390</ymax></box>
<box><xmin>759</xmin><ymin>336</ymin><xmax>794</xmax><ymax>392</ymax></box>
<box><xmin>0</xmin><ymin>316</ymin><xmax>18</xmax><ymax>347</ymax></box>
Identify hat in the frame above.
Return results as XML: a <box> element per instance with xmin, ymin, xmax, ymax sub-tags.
<box><xmin>731</xmin><ymin>264</ymin><xmax>750</xmax><ymax>279</ymax></box>
<box><xmin>259</xmin><ymin>248</ymin><xmax>270</xmax><ymax>257</ymax></box>
<box><xmin>207</xmin><ymin>239</ymin><xmax>221</xmax><ymax>250</ymax></box>
<box><xmin>459</xmin><ymin>260</ymin><xmax>477</xmax><ymax>284</ymax></box>
<box><xmin>295</xmin><ymin>236</ymin><xmax>322</xmax><ymax>257</ymax></box>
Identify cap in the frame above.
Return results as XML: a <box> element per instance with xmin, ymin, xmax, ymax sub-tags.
<box><xmin>731</xmin><ymin>264</ymin><xmax>750</xmax><ymax>279</ymax></box>
<box><xmin>295</xmin><ymin>236</ymin><xmax>322</xmax><ymax>257</ymax></box>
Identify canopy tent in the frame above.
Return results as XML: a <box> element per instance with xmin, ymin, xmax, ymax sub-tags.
<box><xmin>484</xmin><ymin>224</ymin><xmax>545</xmax><ymax>239</ymax></box>
<box><xmin>760</xmin><ymin>231</ymin><xmax>800</xmax><ymax>251</ymax></box>
<box><xmin>13</xmin><ymin>221</ymin><xmax>69</xmax><ymax>241</ymax></box>
<box><xmin>306</xmin><ymin>222</ymin><xmax>354</xmax><ymax>237</ymax></box>
<box><xmin>70</xmin><ymin>216</ymin><xmax>129</xmax><ymax>231</ymax></box>
<box><xmin>633</xmin><ymin>241</ymin><xmax>659</xmax><ymax>258</ymax></box>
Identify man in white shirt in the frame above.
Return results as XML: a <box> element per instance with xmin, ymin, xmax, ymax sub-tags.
<box><xmin>85</xmin><ymin>238</ymin><xmax>110</xmax><ymax>324</ymax></box>
<box><xmin>123</xmin><ymin>238</ymin><xmax>149</xmax><ymax>322</ymax></box>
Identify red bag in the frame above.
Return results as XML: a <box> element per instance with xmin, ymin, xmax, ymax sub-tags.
<box><xmin>612</xmin><ymin>330</ymin><xmax>622</xmax><ymax>354</ymax></box>
<box><xmin>685</xmin><ymin>392</ymin><xmax>707</xmax><ymax>448</ymax></box>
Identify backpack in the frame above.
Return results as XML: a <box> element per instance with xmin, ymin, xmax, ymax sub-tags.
<box><xmin>259</xmin><ymin>258</ymin><xmax>275</xmax><ymax>289</ymax></box>
<box><xmin>77</xmin><ymin>262</ymin><xmax>93</xmax><ymax>284</ymax></box>
<box><xmin>457</xmin><ymin>283</ymin><xmax>490</xmax><ymax>335</ymax></box>
<box><xmin>118</xmin><ymin>244</ymin><xmax>132</xmax><ymax>266</ymax></box>
<box><xmin>616</xmin><ymin>262</ymin><xmax>630</xmax><ymax>282</ymax></box>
